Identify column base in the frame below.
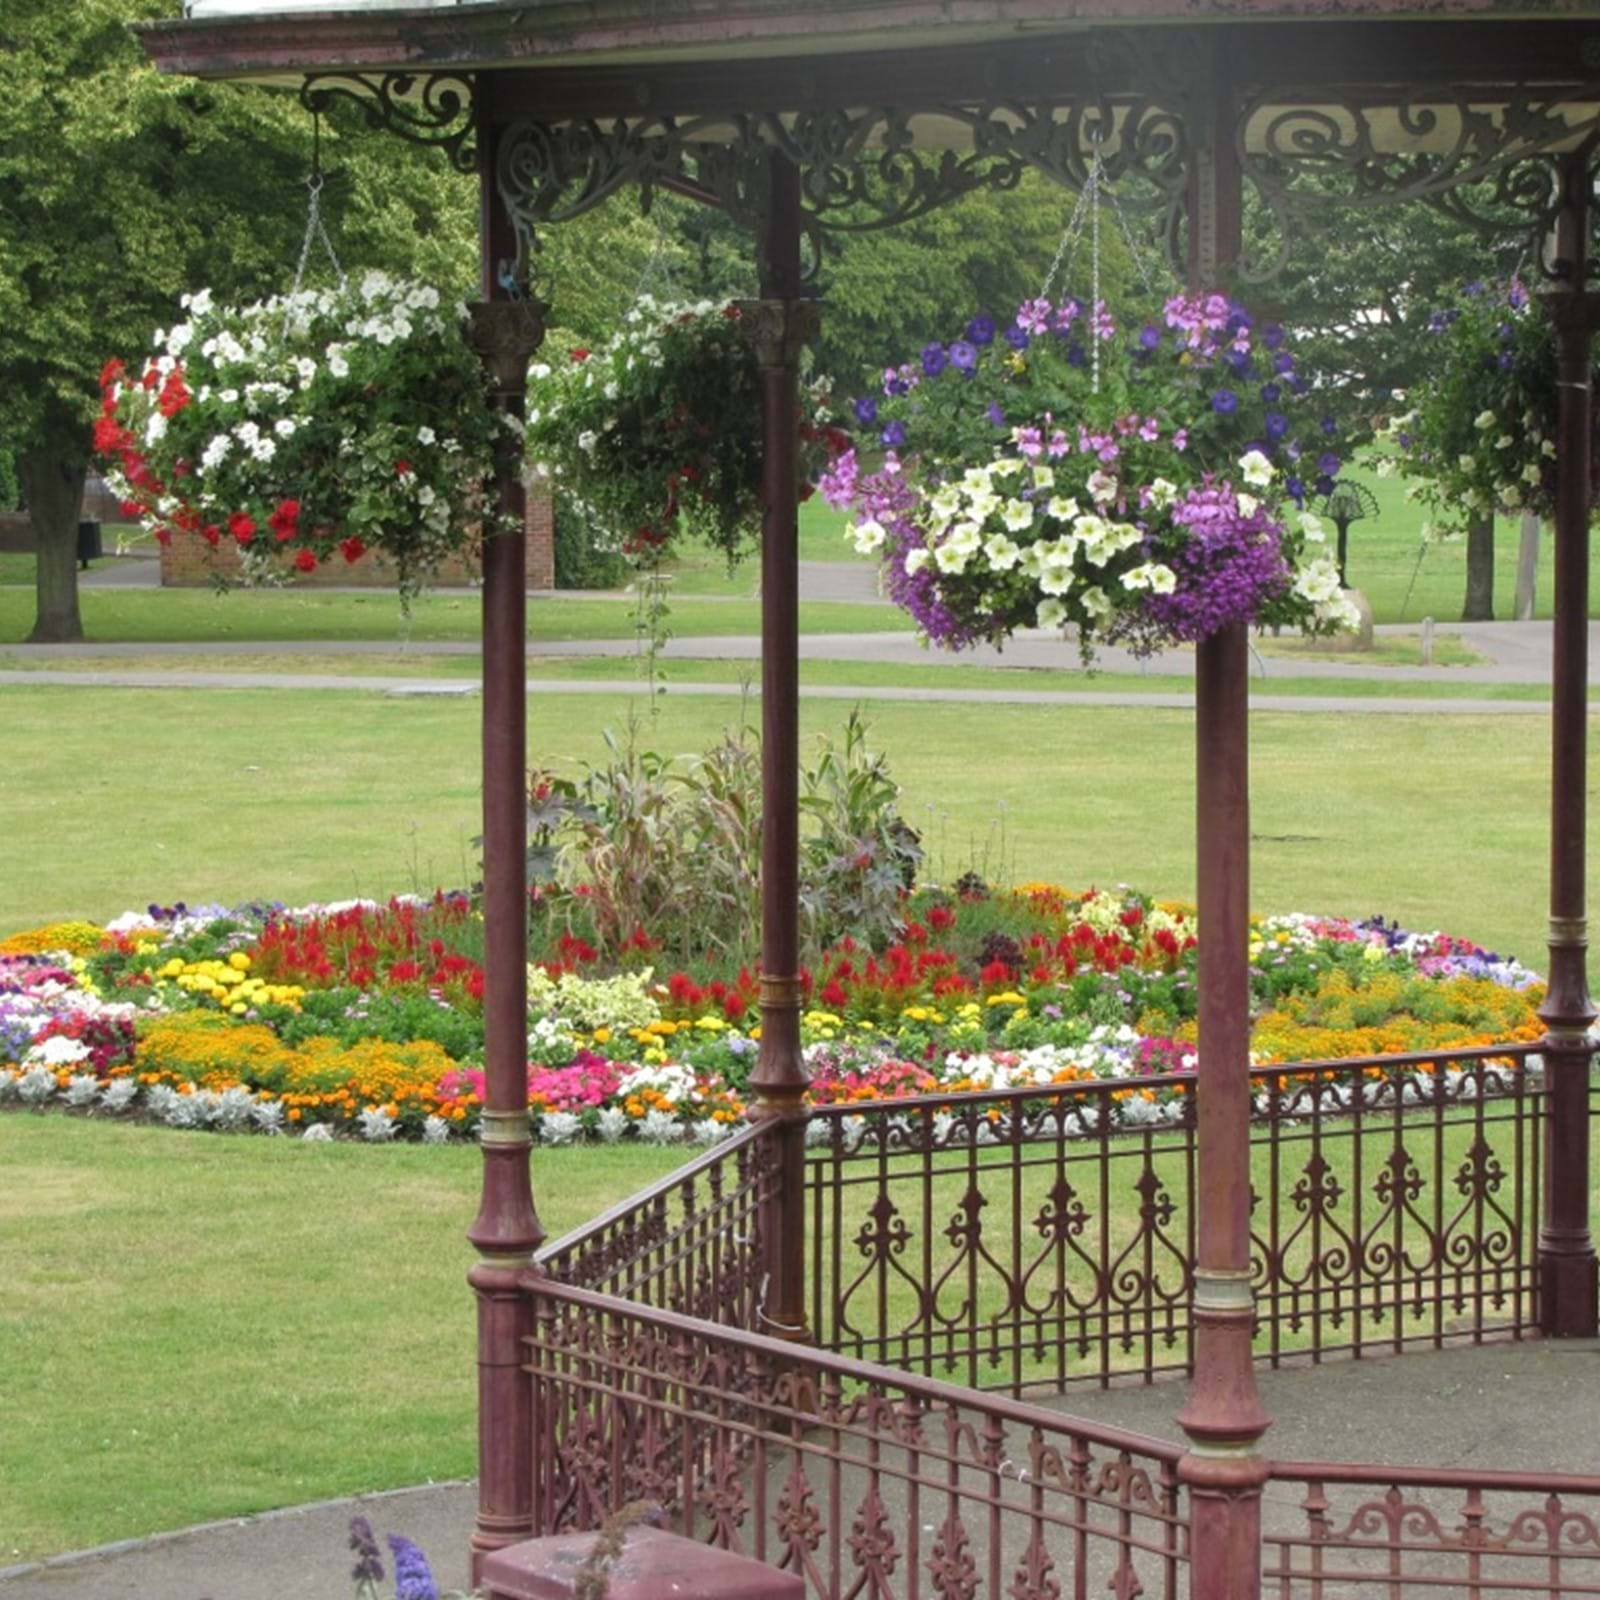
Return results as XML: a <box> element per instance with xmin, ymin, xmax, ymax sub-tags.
<box><xmin>1539</xmin><ymin>1235</ymin><xmax>1599</xmax><ymax>1338</ymax></box>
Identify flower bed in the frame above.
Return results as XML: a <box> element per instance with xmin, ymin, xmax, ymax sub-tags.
<box><xmin>1</xmin><ymin>885</ymin><xmax>1543</xmax><ymax>1146</ymax></box>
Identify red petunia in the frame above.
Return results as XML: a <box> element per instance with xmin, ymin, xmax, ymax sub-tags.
<box><xmin>340</xmin><ymin>537</ymin><xmax>366</xmax><ymax>564</ymax></box>
<box><xmin>117</xmin><ymin>499</ymin><xmax>143</xmax><ymax>519</ymax></box>
<box><xmin>394</xmin><ymin>459</ymin><xmax>413</xmax><ymax>477</ymax></box>
<box><xmin>293</xmin><ymin>549</ymin><xmax>317</xmax><ymax>572</ymax></box>
<box><xmin>570</xmin><ymin>348</ymin><xmax>590</xmax><ymax>363</ymax></box>
<box><xmin>267</xmin><ymin>499</ymin><xmax>300</xmax><ymax>543</ymax></box>
<box><xmin>154</xmin><ymin>527</ymin><xmax>172</xmax><ymax>547</ymax></box>
<box><xmin>201</xmin><ymin>525</ymin><xmax>221</xmax><ymax>548</ymax></box>
<box><xmin>228</xmin><ymin>512</ymin><xmax>256</xmax><ymax>545</ymax></box>
<box><xmin>98</xmin><ymin>357</ymin><xmax>125</xmax><ymax>392</ymax></box>
<box><xmin>92</xmin><ymin>417</ymin><xmax>127</xmax><ymax>454</ymax></box>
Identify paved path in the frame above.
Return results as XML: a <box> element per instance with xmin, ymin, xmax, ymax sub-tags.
<box><xmin>4</xmin><ymin>620</ymin><xmax>1593</xmax><ymax>689</ymax></box>
<box><xmin>0</xmin><ymin>669</ymin><xmax>1562</xmax><ymax>715</ymax></box>
<box><xmin>5</xmin><ymin>1342</ymin><xmax>1595</xmax><ymax>1598</ymax></box>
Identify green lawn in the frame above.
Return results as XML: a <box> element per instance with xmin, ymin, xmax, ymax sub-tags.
<box><xmin>0</xmin><ymin>645</ymin><xmax>1565</xmax><ymax>701</ymax></box>
<box><xmin>0</xmin><ymin>588</ymin><xmax>903</xmax><ymax>646</ymax></box>
<box><xmin>0</xmin><ymin>1116</ymin><xmax>682</xmax><ymax>1564</ymax></box>
<box><xmin>1</xmin><ymin>678</ymin><xmax>1590</xmax><ymax>1558</ymax></box>
<box><xmin>2</xmin><ymin>683</ymin><xmax>1580</xmax><ymax>965</ymax></box>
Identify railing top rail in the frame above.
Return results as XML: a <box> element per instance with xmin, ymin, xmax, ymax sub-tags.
<box><xmin>1270</xmin><ymin>1459</ymin><xmax>1600</xmax><ymax>1495</ymax></box>
<box><xmin>804</xmin><ymin>1041</ymin><xmax>1544</xmax><ymax>1123</ymax></box>
<box><xmin>522</xmin><ymin>1273</ymin><xmax>1188</xmax><ymax>1468</ymax></box>
<box><xmin>535</xmin><ymin>1120</ymin><xmax>767</xmax><ymax>1266</ymax></box>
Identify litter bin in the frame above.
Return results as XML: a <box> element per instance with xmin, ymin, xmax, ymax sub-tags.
<box><xmin>77</xmin><ymin>519</ymin><xmax>103</xmax><ymax>570</ymax></box>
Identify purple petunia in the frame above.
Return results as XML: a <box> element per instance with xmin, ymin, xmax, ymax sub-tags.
<box><xmin>853</xmin><ymin>396</ymin><xmax>878</xmax><ymax>425</ymax></box>
<box><xmin>1265</xmin><ymin>412</ymin><xmax>1290</xmax><ymax>440</ymax></box>
<box><xmin>1317</xmin><ymin>451</ymin><xmax>1341</xmax><ymax>476</ymax></box>
<box><xmin>1212</xmin><ymin>388</ymin><xmax>1239</xmax><ymax>414</ymax></box>
<box><xmin>1319</xmin><ymin>416</ymin><xmax>1337</xmax><ymax>437</ymax></box>
<box><xmin>1260</xmin><ymin>382</ymin><xmax>1282</xmax><ymax>404</ymax></box>
<box><xmin>985</xmin><ymin>402</ymin><xmax>1006</xmax><ymax>427</ymax></box>
<box><xmin>949</xmin><ymin>340</ymin><xmax>979</xmax><ymax>371</ymax></box>
<box><xmin>966</xmin><ymin>314</ymin><xmax>996</xmax><ymax>346</ymax></box>
<box><xmin>881</xmin><ymin>420</ymin><xmax>907</xmax><ymax>448</ymax></box>
<box><xmin>1138</xmin><ymin>324</ymin><xmax>1162</xmax><ymax>351</ymax></box>
<box><xmin>1262</xmin><ymin>323</ymin><xmax>1285</xmax><ymax>350</ymax></box>
<box><xmin>1273</xmin><ymin>351</ymin><xmax>1295</xmax><ymax>375</ymax></box>
<box><xmin>1004</xmin><ymin>325</ymin><xmax>1031</xmax><ymax>352</ymax></box>
<box><xmin>921</xmin><ymin>342</ymin><xmax>948</xmax><ymax>377</ymax></box>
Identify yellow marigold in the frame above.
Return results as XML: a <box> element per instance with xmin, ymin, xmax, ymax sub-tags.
<box><xmin>0</xmin><ymin>921</ymin><xmax>105</xmax><ymax>957</ymax></box>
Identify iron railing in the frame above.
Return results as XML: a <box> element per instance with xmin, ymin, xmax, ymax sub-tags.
<box><xmin>525</xmin><ymin>1278</ymin><xmax>1190</xmax><ymax>1600</ymax></box>
<box><xmin>537</xmin><ymin>1121</ymin><xmax>774</xmax><ymax>1327</ymax></box>
<box><xmin>804</xmin><ymin>1046</ymin><xmax>1547</xmax><ymax>1392</ymax></box>
<box><xmin>1263</xmin><ymin>1462</ymin><xmax>1600</xmax><ymax>1596</ymax></box>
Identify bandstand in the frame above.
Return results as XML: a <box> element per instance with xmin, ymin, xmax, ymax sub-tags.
<box><xmin>144</xmin><ymin>4</ymin><xmax>1600</xmax><ymax>1594</ymax></box>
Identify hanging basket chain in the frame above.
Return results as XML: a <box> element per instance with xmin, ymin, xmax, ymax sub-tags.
<box><xmin>284</xmin><ymin>113</ymin><xmax>346</xmax><ymax>336</ymax></box>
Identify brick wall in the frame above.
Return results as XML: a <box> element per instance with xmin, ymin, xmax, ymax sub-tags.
<box><xmin>160</xmin><ymin>487</ymin><xmax>556</xmax><ymax>591</ymax></box>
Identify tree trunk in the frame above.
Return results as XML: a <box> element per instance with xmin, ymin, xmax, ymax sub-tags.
<box><xmin>1515</xmin><ymin>512</ymin><xmax>1540</xmax><ymax>621</ymax></box>
<box><xmin>1462</xmin><ymin>510</ymin><xmax>1495</xmax><ymax>621</ymax></box>
<box><xmin>21</xmin><ymin>448</ymin><xmax>87</xmax><ymax>644</ymax></box>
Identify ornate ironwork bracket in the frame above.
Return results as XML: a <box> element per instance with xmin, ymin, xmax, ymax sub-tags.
<box><xmin>299</xmin><ymin>72</ymin><xmax>477</xmax><ymax>174</ymax></box>
<box><xmin>492</xmin><ymin>95</ymin><xmax>1191</xmax><ymax>292</ymax></box>
<box><xmin>1236</xmin><ymin>85</ymin><xmax>1600</xmax><ymax>283</ymax></box>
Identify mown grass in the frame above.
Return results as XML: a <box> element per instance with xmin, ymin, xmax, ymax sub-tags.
<box><xmin>0</xmin><ymin>1116</ymin><xmax>682</xmax><ymax>1564</ymax></box>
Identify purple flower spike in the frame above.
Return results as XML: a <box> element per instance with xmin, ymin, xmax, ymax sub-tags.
<box><xmin>386</xmin><ymin>1536</ymin><xmax>439</xmax><ymax>1600</ymax></box>
<box><xmin>349</xmin><ymin>1517</ymin><xmax>383</xmax><ymax>1587</ymax></box>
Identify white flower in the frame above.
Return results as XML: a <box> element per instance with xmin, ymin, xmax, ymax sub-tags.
<box><xmin>934</xmin><ymin>540</ymin><xmax>972</xmax><ymax>575</ymax></box>
<box><xmin>983</xmin><ymin>533</ymin><xmax>1021</xmax><ymax>571</ymax></box>
<box><xmin>251</xmin><ymin>438</ymin><xmax>277</xmax><ymax>464</ymax></box>
<box><xmin>294</xmin><ymin>357</ymin><xmax>318</xmax><ymax>387</ymax></box>
<box><xmin>328</xmin><ymin>352</ymin><xmax>350</xmax><ymax>379</ymax></box>
<box><xmin>1045</xmin><ymin>495</ymin><xmax>1080</xmax><ymax>521</ymax></box>
<box><xmin>928</xmin><ymin>485</ymin><xmax>962</xmax><ymax>521</ymax></box>
<box><xmin>1036</xmin><ymin>597</ymin><xmax>1067</xmax><ymax>630</ymax></box>
<box><xmin>1121</xmin><ymin>563</ymin><xmax>1156</xmax><ymax>591</ymax></box>
<box><xmin>31</xmin><ymin>1035</ymin><xmax>90</xmax><ymax>1068</ymax></box>
<box><xmin>1297</xmin><ymin>512</ymin><xmax>1326</xmax><ymax>542</ymax></box>
<box><xmin>1523</xmin><ymin>462</ymin><xmax>1543</xmax><ymax>485</ymax></box>
<box><xmin>1542</xmin><ymin>439</ymin><xmax>1558</xmax><ymax>458</ymax></box>
<box><xmin>144</xmin><ymin>413</ymin><xmax>168</xmax><ymax>445</ymax></box>
<box><xmin>186</xmin><ymin>287</ymin><xmax>214</xmax><ymax>317</ymax></box>
<box><xmin>1459</xmin><ymin>454</ymin><xmax>1476</xmax><ymax>472</ymax></box>
<box><xmin>1317</xmin><ymin>591</ymin><xmax>1363</xmax><ymax>630</ymax></box>
<box><xmin>1497</xmin><ymin>434</ymin><xmax>1514</xmax><ymax>450</ymax></box>
<box><xmin>965</xmin><ymin>489</ymin><xmax>1000</xmax><ymax>522</ymax></box>
<box><xmin>1146</xmin><ymin>477</ymin><xmax>1178</xmax><ymax>510</ymax></box>
<box><xmin>904</xmin><ymin>548</ymin><xmax>932</xmax><ymax>576</ymax></box>
<box><xmin>417</xmin><ymin>426</ymin><xmax>437</xmax><ymax>445</ymax></box>
<box><xmin>1087</xmin><ymin>470</ymin><xmax>1118</xmax><ymax>505</ymax></box>
<box><xmin>201</xmin><ymin>434</ymin><xmax>233</xmax><ymax>472</ymax></box>
<box><xmin>274</xmin><ymin>419</ymin><xmax>297</xmax><ymax>438</ymax></box>
<box><xmin>989</xmin><ymin>456</ymin><xmax>1026</xmax><ymax>479</ymax></box>
<box><xmin>1294</xmin><ymin>557</ymin><xmax>1343</xmax><ymax>605</ymax></box>
<box><xmin>1080</xmin><ymin>585</ymin><xmax>1111</xmax><ymax>619</ymax></box>
<box><xmin>851</xmin><ymin>518</ymin><xmax>887</xmax><ymax>555</ymax></box>
<box><xmin>1239</xmin><ymin>450</ymin><xmax>1275</xmax><ymax>488</ymax></box>
<box><xmin>1237</xmin><ymin>493</ymin><xmax>1259</xmax><ymax>518</ymax></box>
<box><xmin>1475</xmin><ymin>410</ymin><xmax>1497</xmax><ymax>430</ymax></box>
<box><xmin>577</xmin><ymin>430</ymin><xmax>599</xmax><ymax>455</ymax></box>
<box><xmin>1001</xmin><ymin>498</ymin><xmax>1034</xmax><ymax>533</ymax></box>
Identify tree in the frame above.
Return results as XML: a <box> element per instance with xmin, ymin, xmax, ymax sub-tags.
<box><xmin>0</xmin><ymin>0</ymin><xmax>479</xmax><ymax>640</ymax></box>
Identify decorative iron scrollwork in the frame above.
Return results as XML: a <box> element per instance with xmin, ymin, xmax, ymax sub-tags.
<box><xmin>1237</xmin><ymin>85</ymin><xmax>1600</xmax><ymax>282</ymax></box>
<box><xmin>493</xmin><ymin>94</ymin><xmax>1191</xmax><ymax>291</ymax></box>
<box><xmin>299</xmin><ymin>72</ymin><xmax>477</xmax><ymax>173</ymax></box>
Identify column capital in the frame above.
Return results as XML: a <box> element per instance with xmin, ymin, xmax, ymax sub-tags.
<box><xmin>468</xmin><ymin>298</ymin><xmax>549</xmax><ymax>399</ymax></box>
<box><xmin>735</xmin><ymin>298</ymin><xmax>821</xmax><ymax>368</ymax></box>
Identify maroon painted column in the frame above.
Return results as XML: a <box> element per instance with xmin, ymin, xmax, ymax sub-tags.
<box><xmin>741</xmin><ymin>151</ymin><xmax>820</xmax><ymax>1344</ymax></box>
<box><xmin>1537</xmin><ymin>149</ymin><xmax>1600</xmax><ymax>1340</ymax></box>
<box><xmin>1175</xmin><ymin>59</ymin><xmax>1269</xmax><ymax>1600</ymax></box>
<box><xmin>465</xmin><ymin>102</ymin><xmax>551</xmax><ymax>1577</ymax></box>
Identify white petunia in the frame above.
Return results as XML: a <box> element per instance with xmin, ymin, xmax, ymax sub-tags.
<box><xmin>1236</xmin><ymin>493</ymin><xmax>1259</xmax><ymax>518</ymax></box>
<box><xmin>417</xmin><ymin>426</ymin><xmax>437</xmax><ymax>445</ymax></box>
<box><xmin>852</xmin><ymin>518</ymin><xmax>887</xmax><ymax>555</ymax></box>
<box><xmin>1146</xmin><ymin>477</ymin><xmax>1178</xmax><ymax>510</ymax></box>
<box><xmin>1087</xmin><ymin>470</ymin><xmax>1118</xmax><ymax>505</ymax></box>
<box><xmin>1080</xmin><ymin>586</ymin><xmax>1111</xmax><ymax>618</ymax></box>
<box><xmin>1239</xmin><ymin>450</ymin><xmax>1275</xmax><ymax>488</ymax></box>
<box><xmin>1000</xmin><ymin>498</ymin><xmax>1034</xmax><ymax>533</ymax></box>
<box><xmin>983</xmin><ymin>533</ymin><xmax>1021</xmax><ymax>571</ymax></box>
<box><xmin>1045</xmin><ymin>495</ymin><xmax>1080</xmax><ymax>521</ymax></box>
<box><xmin>1036</xmin><ymin>597</ymin><xmax>1067</xmax><ymax>630</ymax></box>
<box><xmin>1297</xmin><ymin>512</ymin><xmax>1326</xmax><ymax>543</ymax></box>
<box><xmin>1294</xmin><ymin>557</ymin><xmax>1343</xmax><ymax>605</ymax></box>
<box><xmin>1474</xmin><ymin>410</ymin><xmax>1497</xmax><ymax>430</ymax></box>
<box><xmin>904</xmin><ymin>547</ymin><xmax>932</xmax><ymax>576</ymax></box>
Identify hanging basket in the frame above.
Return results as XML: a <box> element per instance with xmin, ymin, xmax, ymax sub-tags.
<box><xmin>524</xmin><ymin>296</ymin><xmax>846</xmax><ymax>569</ymax></box>
<box><xmin>96</xmin><ymin>273</ymin><xmax>510</xmax><ymax>601</ymax></box>
<box><xmin>823</xmin><ymin>290</ymin><xmax>1359</xmax><ymax>656</ymax></box>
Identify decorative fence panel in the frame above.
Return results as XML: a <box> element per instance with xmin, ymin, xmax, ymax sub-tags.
<box><xmin>537</xmin><ymin>1122</ymin><xmax>774</xmax><ymax>1327</ymax></box>
<box><xmin>525</xmin><ymin>1279</ymin><xmax>1190</xmax><ymax>1600</ymax></box>
<box><xmin>1263</xmin><ymin>1463</ymin><xmax>1600</xmax><ymax>1597</ymax></box>
<box><xmin>804</xmin><ymin>1046</ymin><xmax>1547</xmax><ymax>1393</ymax></box>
